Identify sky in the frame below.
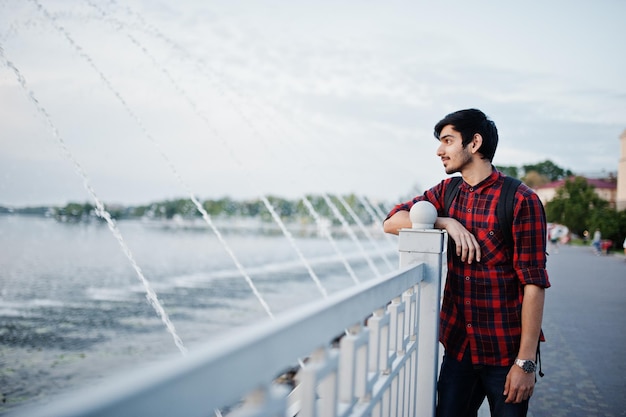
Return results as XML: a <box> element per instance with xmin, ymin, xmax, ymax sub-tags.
<box><xmin>1</xmin><ymin>0</ymin><xmax>625</xmax><ymax>207</ymax></box>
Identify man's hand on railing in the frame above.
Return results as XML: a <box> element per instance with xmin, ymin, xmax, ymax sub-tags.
<box><xmin>435</xmin><ymin>217</ymin><xmax>482</xmax><ymax>264</ymax></box>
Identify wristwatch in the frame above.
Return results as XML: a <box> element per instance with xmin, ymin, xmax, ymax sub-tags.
<box><xmin>515</xmin><ymin>358</ymin><xmax>537</xmax><ymax>373</ymax></box>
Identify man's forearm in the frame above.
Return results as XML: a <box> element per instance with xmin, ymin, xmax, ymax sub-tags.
<box><xmin>385</xmin><ymin>211</ymin><xmax>454</xmax><ymax>235</ymax></box>
<box><xmin>518</xmin><ymin>284</ymin><xmax>545</xmax><ymax>360</ymax></box>
<box><xmin>383</xmin><ymin>211</ymin><xmax>411</xmax><ymax>235</ymax></box>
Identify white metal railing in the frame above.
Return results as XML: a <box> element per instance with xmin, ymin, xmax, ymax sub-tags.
<box><xmin>11</xmin><ymin>220</ymin><xmax>446</xmax><ymax>417</ymax></box>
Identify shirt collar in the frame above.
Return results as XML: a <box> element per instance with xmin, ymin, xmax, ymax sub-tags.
<box><xmin>460</xmin><ymin>167</ymin><xmax>501</xmax><ymax>193</ymax></box>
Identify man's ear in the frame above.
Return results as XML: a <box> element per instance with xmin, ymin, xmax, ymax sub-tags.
<box><xmin>470</xmin><ymin>133</ymin><xmax>483</xmax><ymax>154</ymax></box>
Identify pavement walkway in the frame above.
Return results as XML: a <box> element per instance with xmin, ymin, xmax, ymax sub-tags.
<box><xmin>527</xmin><ymin>245</ymin><xmax>626</xmax><ymax>416</ymax></box>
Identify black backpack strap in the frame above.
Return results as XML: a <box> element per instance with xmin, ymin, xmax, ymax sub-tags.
<box><xmin>498</xmin><ymin>176</ymin><xmax>522</xmax><ymax>250</ymax></box>
<box><xmin>443</xmin><ymin>176</ymin><xmax>463</xmax><ymax>216</ymax></box>
<box><xmin>444</xmin><ymin>175</ymin><xmax>521</xmax><ymax>250</ymax></box>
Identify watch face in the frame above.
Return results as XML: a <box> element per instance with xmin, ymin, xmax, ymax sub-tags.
<box><xmin>522</xmin><ymin>361</ymin><xmax>536</xmax><ymax>373</ymax></box>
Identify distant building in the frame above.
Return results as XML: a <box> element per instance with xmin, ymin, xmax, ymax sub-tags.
<box><xmin>618</xmin><ymin>129</ymin><xmax>626</xmax><ymax>211</ymax></box>
<box><xmin>534</xmin><ymin>177</ymin><xmax>618</xmax><ymax>208</ymax></box>
<box><xmin>535</xmin><ymin>129</ymin><xmax>625</xmax><ymax>210</ymax></box>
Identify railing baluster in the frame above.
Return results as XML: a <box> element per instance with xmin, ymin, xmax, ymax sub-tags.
<box><xmin>367</xmin><ymin>308</ymin><xmax>385</xmax><ymax>376</ymax></box>
<box><xmin>339</xmin><ymin>326</ymin><xmax>357</xmax><ymax>404</ymax></box>
<box><xmin>379</xmin><ymin>310</ymin><xmax>391</xmax><ymax>375</ymax></box>
<box><xmin>354</xmin><ymin>328</ymin><xmax>370</xmax><ymax>401</ymax></box>
<box><xmin>390</xmin><ymin>374</ymin><xmax>398</xmax><ymax>417</ymax></box>
<box><xmin>318</xmin><ymin>350</ymin><xmax>339</xmax><ymax>417</ymax></box>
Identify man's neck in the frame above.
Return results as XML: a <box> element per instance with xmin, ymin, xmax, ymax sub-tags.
<box><xmin>461</xmin><ymin>161</ymin><xmax>494</xmax><ymax>186</ymax></box>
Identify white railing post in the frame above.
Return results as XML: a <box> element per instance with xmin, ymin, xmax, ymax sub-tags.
<box><xmin>397</xmin><ymin>202</ymin><xmax>447</xmax><ymax>417</ymax></box>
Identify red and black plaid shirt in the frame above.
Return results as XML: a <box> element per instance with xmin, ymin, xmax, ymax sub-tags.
<box><xmin>386</xmin><ymin>170</ymin><xmax>550</xmax><ymax>366</ymax></box>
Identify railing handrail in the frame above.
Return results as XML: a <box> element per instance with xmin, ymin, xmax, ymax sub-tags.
<box><xmin>14</xmin><ymin>263</ymin><xmax>427</xmax><ymax>417</ymax></box>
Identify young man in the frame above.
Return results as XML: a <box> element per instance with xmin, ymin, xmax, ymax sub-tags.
<box><xmin>383</xmin><ymin>109</ymin><xmax>550</xmax><ymax>417</ymax></box>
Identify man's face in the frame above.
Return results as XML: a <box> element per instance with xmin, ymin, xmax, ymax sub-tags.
<box><xmin>436</xmin><ymin>125</ymin><xmax>472</xmax><ymax>175</ymax></box>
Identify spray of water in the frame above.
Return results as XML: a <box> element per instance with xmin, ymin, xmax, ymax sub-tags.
<box><xmin>357</xmin><ymin>196</ymin><xmax>383</xmax><ymax>226</ymax></box>
<box><xmin>0</xmin><ymin>44</ymin><xmax>188</xmax><ymax>355</ymax></box>
<box><xmin>301</xmin><ymin>196</ymin><xmax>359</xmax><ymax>284</ymax></box>
<box><xmin>321</xmin><ymin>194</ymin><xmax>381</xmax><ymax>277</ymax></box>
<box><xmin>334</xmin><ymin>194</ymin><xmax>394</xmax><ymax>270</ymax></box>
<box><xmin>260</xmin><ymin>196</ymin><xmax>329</xmax><ymax>298</ymax></box>
<box><xmin>21</xmin><ymin>2</ymin><xmax>388</xmax><ymax>314</ymax></box>
<box><xmin>81</xmin><ymin>1</ymin><xmax>332</xmax><ymax>299</ymax></box>
<box><xmin>102</xmin><ymin>0</ymin><xmax>282</xmax><ymax>145</ymax></box>
<box><xmin>26</xmin><ymin>0</ymin><xmax>276</xmax><ymax>320</ymax></box>
<box><xmin>99</xmin><ymin>3</ymin><xmax>392</xmax><ymax>272</ymax></box>
<box><xmin>357</xmin><ymin>195</ymin><xmax>398</xmax><ymax>250</ymax></box>
<box><xmin>94</xmin><ymin>0</ymin><xmax>381</xmax><ymax>284</ymax></box>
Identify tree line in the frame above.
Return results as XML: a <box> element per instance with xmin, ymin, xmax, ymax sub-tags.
<box><xmin>38</xmin><ymin>194</ymin><xmax>387</xmax><ymax>227</ymax></box>
<box><xmin>543</xmin><ymin>177</ymin><xmax>626</xmax><ymax>249</ymax></box>
<box><xmin>3</xmin><ymin>159</ymin><xmax>624</xmax><ymax>249</ymax></box>
<box><xmin>497</xmin><ymin>160</ymin><xmax>625</xmax><ymax>249</ymax></box>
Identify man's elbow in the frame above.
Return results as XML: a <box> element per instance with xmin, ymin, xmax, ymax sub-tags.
<box><xmin>383</xmin><ymin>211</ymin><xmax>412</xmax><ymax>235</ymax></box>
<box><xmin>383</xmin><ymin>219</ymin><xmax>401</xmax><ymax>235</ymax></box>
<box><xmin>383</xmin><ymin>220</ymin><xmax>396</xmax><ymax>235</ymax></box>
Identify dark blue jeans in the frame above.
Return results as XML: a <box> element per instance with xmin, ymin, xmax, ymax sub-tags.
<box><xmin>436</xmin><ymin>349</ymin><xmax>529</xmax><ymax>417</ymax></box>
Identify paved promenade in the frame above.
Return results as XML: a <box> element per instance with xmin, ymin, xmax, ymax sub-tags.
<box><xmin>527</xmin><ymin>245</ymin><xmax>626</xmax><ymax>417</ymax></box>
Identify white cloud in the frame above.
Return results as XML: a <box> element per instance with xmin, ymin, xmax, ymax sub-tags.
<box><xmin>0</xmin><ymin>0</ymin><xmax>624</xmax><ymax>206</ymax></box>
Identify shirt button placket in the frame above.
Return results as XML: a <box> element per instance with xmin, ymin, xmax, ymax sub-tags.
<box><xmin>464</xmin><ymin>276</ymin><xmax>472</xmax><ymax>331</ymax></box>
<box><xmin>467</xmin><ymin>188</ymin><xmax>474</xmax><ymax>214</ymax></box>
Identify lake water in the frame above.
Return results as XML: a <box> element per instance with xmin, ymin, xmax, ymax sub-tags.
<box><xmin>0</xmin><ymin>214</ymin><xmax>396</xmax><ymax>414</ymax></box>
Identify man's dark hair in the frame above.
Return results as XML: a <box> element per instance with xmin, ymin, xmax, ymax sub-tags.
<box><xmin>433</xmin><ymin>108</ymin><xmax>498</xmax><ymax>161</ymax></box>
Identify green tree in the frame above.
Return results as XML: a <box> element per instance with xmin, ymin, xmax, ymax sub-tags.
<box><xmin>106</xmin><ymin>205</ymin><xmax>126</xmax><ymax>220</ymax></box>
<box><xmin>182</xmin><ymin>199</ymin><xmax>199</xmax><ymax>217</ymax></box>
<box><xmin>161</xmin><ymin>200</ymin><xmax>185</xmax><ymax>219</ymax></box>
<box><xmin>129</xmin><ymin>204</ymin><xmax>150</xmax><ymax>217</ymax></box>
<box><xmin>589</xmin><ymin>207</ymin><xmax>620</xmax><ymax>247</ymax></box>
<box><xmin>545</xmin><ymin>176</ymin><xmax>607</xmax><ymax>236</ymax></box>
<box><xmin>266</xmin><ymin>195</ymin><xmax>295</xmax><ymax>219</ymax></box>
<box><xmin>496</xmin><ymin>165</ymin><xmax>519</xmax><ymax>178</ymax></box>
<box><xmin>54</xmin><ymin>202</ymin><xmax>95</xmax><ymax>222</ymax></box>
<box><xmin>302</xmin><ymin>194</ymin><xmax>333</xmax><ymax>219</ymax></box>
<box><xmin>522</xmin><ymin>171</ymin><xmax>550</xmax><ymax>188</ymax></box>
<box><xmin>240</xmin><ymin>199</ymin><xmax>263</xmax><ymax>218</ymax></box>
<box><xmin>522</xmin><ymin>160</ymin><xmax>573</xmax><ymax>182</ymax></box>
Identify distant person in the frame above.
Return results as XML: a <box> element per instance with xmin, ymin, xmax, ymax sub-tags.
<box><xmin>592</xmin><ymin>229</ymin><xmax>602</xmax><ymax>253</ymax></box>
<box><xmin>548</xmin><ymin>224</ymin><xmax>560</xmax><ymax>254</ymax></box>
<box><xmin>623</xmin><ymin>237</ymin><xmax>626</xmax><ymax>258</ymax></box>
<box><xmin>383</xmin><ymin>109</ymin><xmax>550</xmax><ymax>417</ymax></box>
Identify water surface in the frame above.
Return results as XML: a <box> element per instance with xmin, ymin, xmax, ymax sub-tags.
<box><xmin>0</xmin><ymin>214</ymin><xmax>392</xmax><ymax>413</ymax></box>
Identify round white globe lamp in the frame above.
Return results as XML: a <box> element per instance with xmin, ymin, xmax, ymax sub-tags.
<box><xmin>409</xmin><ymin>201</ymin><xmax>437</xmax><ymax>229</ymax></box>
